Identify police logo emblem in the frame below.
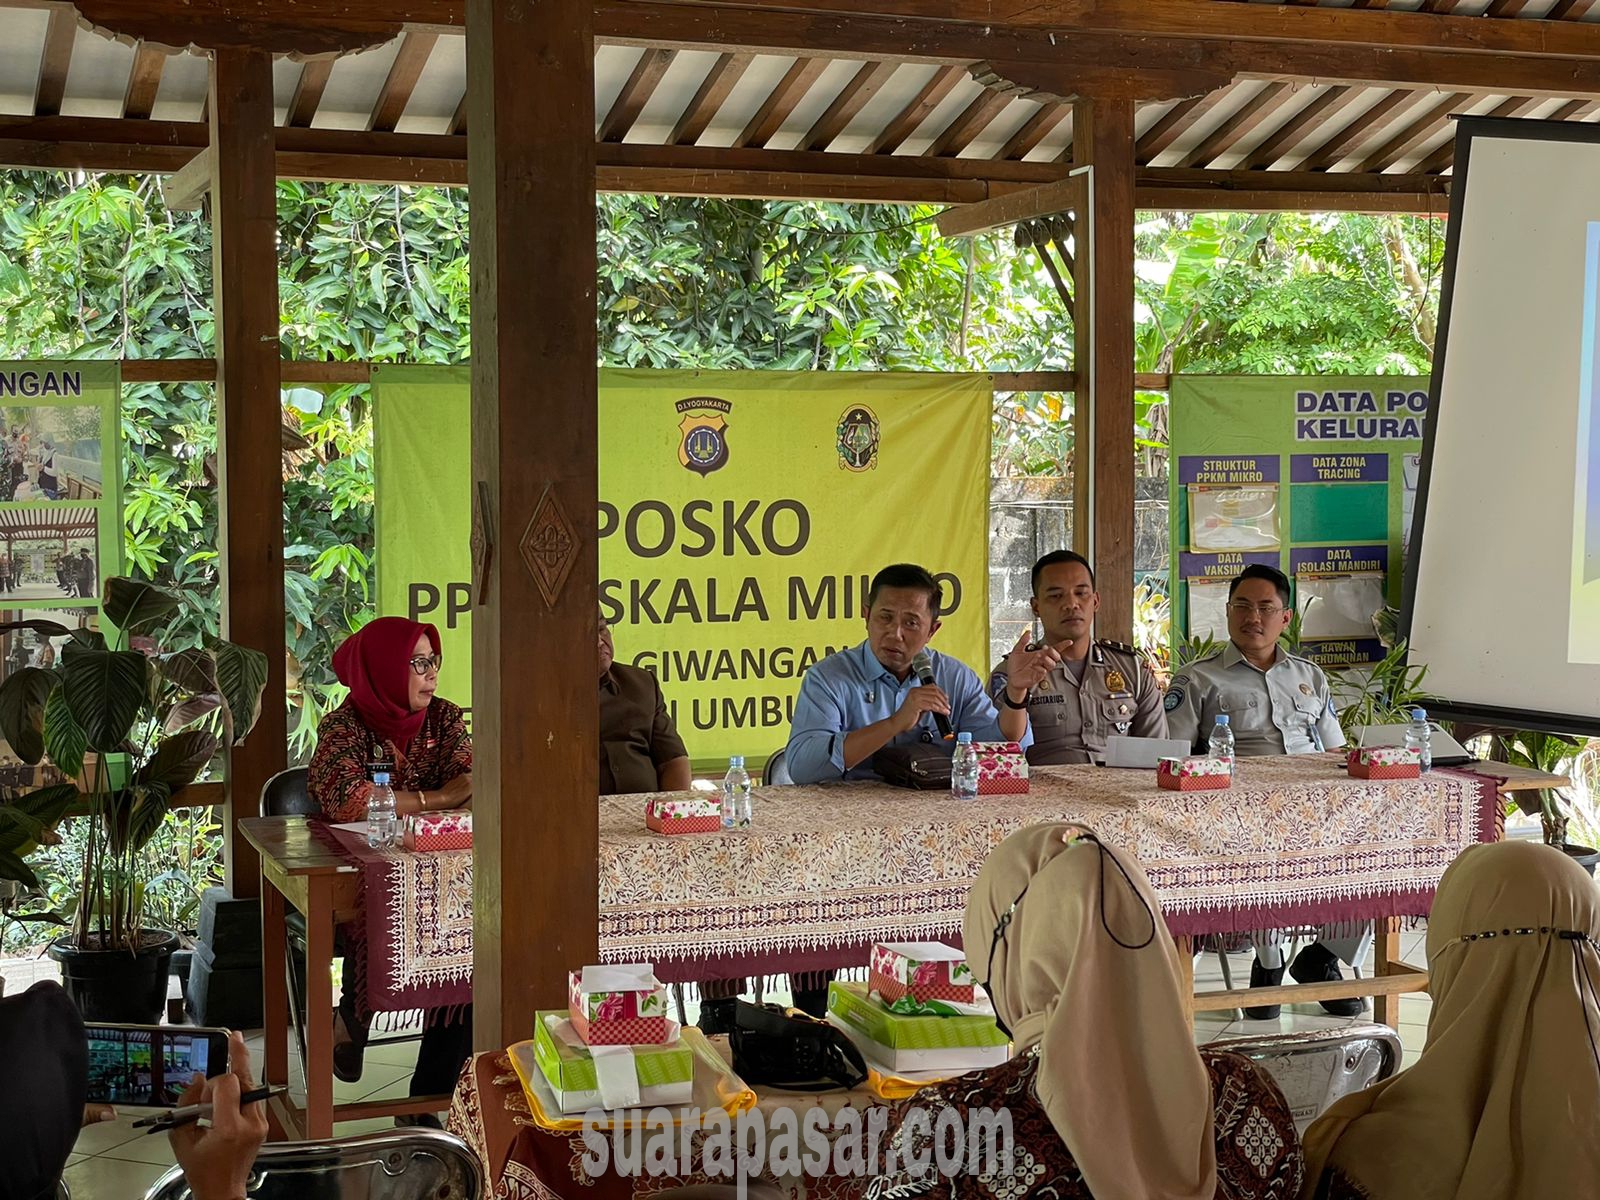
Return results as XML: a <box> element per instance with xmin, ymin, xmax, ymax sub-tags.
<box><xmin>1299</xmin><ymin>683</ymin><xmax>1314</xmax><ymax>696</ymax></box>
<box><xmin>675</xmin><ymin>397</ymin><xmax>732</xmax><ymax>476</ymax></box>
<box><xmin>1164</xmin><ymin>688</ymin><xmax>1183</xmax><ymax>712</ymax></box>
<box><xmin>1105</xmin><ymin>669</ymin><xmax>1127</xmax><ymax>693</ymax></box>
<box><xmin>836</xmin><ymin>405</ymin><xmax>881</xmax><ymax>472</ymax></box>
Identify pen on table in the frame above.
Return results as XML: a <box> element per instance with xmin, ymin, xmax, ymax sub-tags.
<box><xmin>134</xmin><ymin>1086</ymin><xmax>285</xmax><ymax>1132</ymax></box>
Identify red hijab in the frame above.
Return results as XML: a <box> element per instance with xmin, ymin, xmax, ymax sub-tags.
<box><xmin>332</xmin><ymin>617</ymin><xmax>441</xmax><ymax>748</ymax></box>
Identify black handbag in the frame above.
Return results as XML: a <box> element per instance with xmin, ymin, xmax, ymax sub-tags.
<box><xmin>872</xmin><ymin>742</ymin><xmax>953</xmax><ymax>790</ymax></box>
<box><xmin>729</xmin><ymin>1001</ymin><xmax>869</xmax><ymax>1091</ymax></box>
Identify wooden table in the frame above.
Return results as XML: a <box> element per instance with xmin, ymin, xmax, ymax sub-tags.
<box><xmin>240</xmin><ymin>816</ymin><xmax>446</xmax><ymax>1139</ymax></box>
<box><xmin>247</xmin><ymin>758</ymin><xmax>1539</xmax><ymax>1139</ymax></box>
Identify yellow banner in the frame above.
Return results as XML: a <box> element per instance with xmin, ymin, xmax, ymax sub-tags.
<box><xmin>374</xmin><ymin>367</ymin><xmax>991</xmax><ymax>764</ymax></box>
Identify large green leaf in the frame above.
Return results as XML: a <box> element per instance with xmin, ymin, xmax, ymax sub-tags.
<box><xmin>11</xmin><ymin>783</ymin><xmax>79</xmax><ymax>831</ymax></box>
<box><xmin>0</xmin><ymin>668</ymin><xmax>58</xmax><ymax>764</ymax></box>
<box><xmin>106</xmin><ymin>782</ymin><xmax>171</xmax><ymax>857</ymax></box>
<box><xmin>0</xmin><ymin>847</ymin><xmax>39</xmax><ymax>890</ymax></box>
<box><xmin>137</xmin><ymin>729</ymin><xmax>217</xmax><ymax>793</ymax></box>
<box><xmin>165</xmin><ymin>694</ymin><xmax>223</xmax><ymax>734</ymax></box>
<box><xmin>42</xmin><ymin>687</ymin><xmax>87</xmax><ymax>778</ymax></box>
<box><xmin>0</xmin><ymin>619</ymin><xmax>71</xmax><ymax>639</ymax></box>
<box><xmin>158</xmin><ymin>648</ymin><xmax>217</xmax><ymax>696</ymax></box>
<box><xmin>102</xmin><ymin>576</ymin><xmax>181</xmax><ymax>632</ymax></box>
<box><xmin>61</xmin><ymin>648</ymin><xmax>148</xmax><ymax>753</ymax></box>
<box><xmin>211</xmin><ymin>640</ymin><xmax>269</xmax><ymax>746</ymax></box>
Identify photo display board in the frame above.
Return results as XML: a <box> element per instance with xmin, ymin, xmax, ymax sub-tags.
<box><xmin>1168</xmin><ymin>376</ymin><xmax>1426</xmax><ymax>667</ymax></box>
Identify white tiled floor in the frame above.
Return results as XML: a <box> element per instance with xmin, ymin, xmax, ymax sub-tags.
<box><xmin>54</xmin><ymin>926</ymin><xmax>1438</xmax><ymax>1196</ymax></box>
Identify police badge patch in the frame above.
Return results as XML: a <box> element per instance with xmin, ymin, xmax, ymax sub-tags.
<box><xmin>675</xmin><ymin>396</ymin><xmax>732</xmax><ymax>476</ymax></box>
<box><xmin>1105</xmin><ymin>669</ymin><xmax>1127</xmax><ymax>693</ymax></box>
<box><xmin>1164</xmin><ymin>688</ymin><xmax>1183</xmax><ymax>712</ymax></box>
<box><xmin>836</xmin><ymin>404</ymin><xmax>880</xmax><ymax>472</ymax></box>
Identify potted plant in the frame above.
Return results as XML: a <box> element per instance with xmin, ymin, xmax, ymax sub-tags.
<box><xmin>0</xmin><ymin>578</ymin><xmax>267</xmax><ymax>1021</ymax></box>
<box><xmin>1488</xmin><ymin>730</ymin><xmax>1600</xmax><ymax>875</ymax></box>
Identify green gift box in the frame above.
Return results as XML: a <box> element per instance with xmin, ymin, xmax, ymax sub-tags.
<box><xmin>532</xmin><ymin>1011</ymin><xmax>693</xmax><ymax>1114</ymax></box>
<box><xmin>827</xmin><ymin>981</ymin><xmax>1010</xmax><ymax>1073</ymax></box>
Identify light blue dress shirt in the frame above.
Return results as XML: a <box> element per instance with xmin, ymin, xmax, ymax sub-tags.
<box><xmin>784</xmin><ymin>640</ymin><xmax>1025</xmax><ymax>784</ymax></box>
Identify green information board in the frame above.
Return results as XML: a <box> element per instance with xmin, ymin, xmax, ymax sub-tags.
<box><xmin>1168</xmin><ymin>376</ymin><xmax>1426</xmax><ymax>667</ymax></box>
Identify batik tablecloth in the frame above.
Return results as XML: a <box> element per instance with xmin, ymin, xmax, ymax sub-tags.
<box><xmin>597</xmin><ymin>756</ymin><xmax>1498</xmax><ymax>982</ymax></box>
<box><xmin>324</xmin><ymin>824</ymin><xmax>475</xmax><ymax>1017</ymax></box>
<box><xmin>328</xmin><ymin>755</ymin><xmax>1498</xmax><ymax>1007</ymax></box>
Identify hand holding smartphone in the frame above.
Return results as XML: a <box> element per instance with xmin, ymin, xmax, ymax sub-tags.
<box><xmin>83</xmin><ymin>1023</ymin><xmax>230</xmax><ymax>1107</ymax></box>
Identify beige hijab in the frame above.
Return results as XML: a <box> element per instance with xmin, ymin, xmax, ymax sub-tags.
<box><xmin>1300</xmin><ymin>839</ymin><xmax>1600</xmax><ymax>1199</ymax></box>
<box><xmin>964</xmin><ymin>823</ymin><xmax>1217</xmax><ymax>1200</ymax></box>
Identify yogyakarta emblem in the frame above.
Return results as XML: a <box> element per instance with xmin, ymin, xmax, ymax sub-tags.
<box><xmin>836</xmin><ymin>404</ymin><xmax>880</xmax><ymax>472</ymax></box>
<box><xmin>675</xmin><ymin>397</ymin><xmax>732</xmax><ymax>476</ymax></box>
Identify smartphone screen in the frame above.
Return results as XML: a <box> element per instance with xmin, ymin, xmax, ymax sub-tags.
<box><xmin>84</xmin><ymin>1024</ymin><xmax>230</xmax><ymax>1107</ymax></box>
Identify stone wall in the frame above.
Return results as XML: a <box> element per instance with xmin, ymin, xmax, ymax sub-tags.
<box><xmin>986</xmin><ymin>474</ymin><xmax>1169</xmax><ymax>664</ymax></box>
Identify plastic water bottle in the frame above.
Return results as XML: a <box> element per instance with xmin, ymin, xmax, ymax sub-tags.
<box><xmin>951</xmin><ymin>732</ymin><xmax>980</xmax><ymax>801</ymax></box>
<box><xmin>367</xmin><ymin>772</ymin><xmax>397</xmax><ymax>849</ymax></box>
<box><xmin>722</xmin><ymin>757</ymin><xmax>751</xmax><ymax>829</ymax></box>
<box><xmin>1208</xmin><ymin>715</ymin><xmax>1236</xmax><ymax>781</ymax></box>
<box><xmin>1405</xmin><ymin>708</ymin><xmax>1433</xmax><ymax>773</ymax></box>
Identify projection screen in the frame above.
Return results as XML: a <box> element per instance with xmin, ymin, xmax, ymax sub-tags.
<box><xmin>1404</xmin><ymin>117</ymin><xmax>1600</xmax><ymax>734</ymax></box>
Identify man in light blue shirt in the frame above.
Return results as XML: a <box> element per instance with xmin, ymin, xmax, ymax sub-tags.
<box><xmin>785</xmin><ymin>563</ymin><xmax>1022</xmax><ymax>784</ymax></box>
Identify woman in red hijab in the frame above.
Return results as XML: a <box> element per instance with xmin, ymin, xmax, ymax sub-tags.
<box><xmin>309</xmin><ymin>616</ymin><xmax>473</xmax><ymax>1118</ymax></box>
<box><xmin>311</xmin><ymin>616</ymin><xmax>471</xmax><ymax>823</ymax></box>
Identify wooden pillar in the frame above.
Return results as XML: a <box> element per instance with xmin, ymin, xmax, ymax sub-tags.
<box><xmin>466</xmin><ymin>0</ymin><xmax>599</xmax><ymax>1049</ymax></box>
<box><xmin>1072</xmin><ymin>96</ymin><xmax>1137</xmax><ymax>643</ymax></box>
<box><xmin>211</xmin><ymin>48</ymin><xmax>286</xmax><ymax>896</ymax></box>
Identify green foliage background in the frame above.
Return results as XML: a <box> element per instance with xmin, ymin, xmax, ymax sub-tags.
<box><xmin>0</xmin><ymin>175</ymin><xmax>1441</xmax><ymax>760</ymax></box>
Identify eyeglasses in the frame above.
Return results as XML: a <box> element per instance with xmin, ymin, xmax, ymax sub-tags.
<box><xmin>408</xmin><ymin>654</ymin><xmax>442</xmax><ymax>676</ymax></box>
<box><xmin>1226</xmin><ymin>602</ymin><xmax>1286</xmax><ymax>618</ymax></box>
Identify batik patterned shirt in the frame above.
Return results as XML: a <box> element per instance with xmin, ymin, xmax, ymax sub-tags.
<box><xmin>308</xmin><ymin>697</ymin><xmax>472</xmax><ymax>823</ymax></box>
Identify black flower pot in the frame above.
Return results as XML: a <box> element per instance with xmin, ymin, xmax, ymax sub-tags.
<box><xmin>1563</xmin><ymin>844</ymin><xmax>1600</xmax><ymax>877</ymax></box>
<box><xmin>48</xmin><ymin>929</ymin><xmax>179</xmax><ymax>1023</ymax></box>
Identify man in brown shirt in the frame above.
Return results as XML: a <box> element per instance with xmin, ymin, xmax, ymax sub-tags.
<box><xmin>599</xmin><ymin>615</ymin><xmax>692</xmax><ymax>794</ymax></box>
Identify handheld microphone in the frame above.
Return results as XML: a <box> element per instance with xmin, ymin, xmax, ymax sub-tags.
<box><xmin>910</xmin><ymin>650</ymin><xmax>954</xmax><ymax>740</ymax></box>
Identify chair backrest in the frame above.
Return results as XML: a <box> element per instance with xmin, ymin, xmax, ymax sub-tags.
<box><xmin>260</xmin><ymin>766</ymin><xmax>317</xmax><ymax>818</ymax></box>
<box><xmin>764</xmin><ymin>747</ymin><xmax>793</xmax><ymax>786</ymax></box>
<box><xmin>143</xmin><ymin>1129</ymin><xmax>480</xmax><ymax>1200</ymax></box>
<box><xmin>1205</xmin><ymin>1023</ymin><xmax>1402</xmax><ymax>1132</ymax></box>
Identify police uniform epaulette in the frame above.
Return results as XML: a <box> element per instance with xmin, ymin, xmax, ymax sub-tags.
<box><xmin>1095</xmin><ymin>638</ymin><xmax>1138</xmax><ymax>656</ymax></box>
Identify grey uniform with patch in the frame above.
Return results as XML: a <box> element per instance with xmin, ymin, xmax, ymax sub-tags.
<box><xmin>989</xmin><ymin>639</ymin><xmax>1167</xmax><ymax>766</ymax></box>
<box><xmin>1165</xmin><ymin>642</ymin><xmax>1346</xmax><ymax>756</ymax></box>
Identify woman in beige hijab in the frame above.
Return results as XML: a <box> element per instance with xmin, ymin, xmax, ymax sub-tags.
<box><xmin>869</xmin><ymin>823</ymin><xmax>1302</xmax><ymax>1200</ymax></box>
<box><xmin>1300</xmin><ymin>839</ymin><xmax>1600</xmax><ymax>1200</ymax></box>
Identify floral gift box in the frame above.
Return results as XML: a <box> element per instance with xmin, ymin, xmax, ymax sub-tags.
<box><xmin>1347</xmin><ymin>746</ymin><xmax>1422</xmax><ymax>780</ymax></box>
<box><xmin>973</xmin><ymin>742</ymin><xmax>1030</xmax><ymax>796</ymax></box>
<box><xmin>1157</xmin><ymin>756</ymin><xmax>1232</xmax><ymax>791</ymax></box>
<box><xmin>567</xmin><ymin>963</ymin><xmax>672</xmax><ymax>1045</ymax></box>
<box><xmin>869</xmin><ymin>941</ymin><xmax>976</xmax><ymax>1006</ymax></box>
<box><xmin>644</xmin><ymin>793</ymin><xmax>722</xmax><ymax>836</ymax></box>
<box><xmin>401</xmin><ymin>811</ymin><xmax>473</xmax><ymax>852</ymax></box>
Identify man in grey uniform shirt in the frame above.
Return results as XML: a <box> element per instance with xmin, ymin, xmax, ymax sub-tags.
<box><xmin>1167</xmin><ymin>564</ymin><xmax>1367</xmax><ymax>1020</ymax></box>
<box><xmin>990</xmin><ymin>550</ymin><xmax>1167</xmax><ymax>762</ymax></box>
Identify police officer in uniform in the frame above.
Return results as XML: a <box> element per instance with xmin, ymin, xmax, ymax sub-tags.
<box><xmin>1166</xmin><ymin>563</ymin><xmax>1366</xmax><ymax>1020</ymax></box>
<box><xmin>991</xmin><ymin>551</ymin><xmax>1166</xmax><ymax>763</ymax></box>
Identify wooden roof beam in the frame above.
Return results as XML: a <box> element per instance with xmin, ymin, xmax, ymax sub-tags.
<box><xmin>122</xmin><ymin>44</ymin><xmax>167</xmax><ymax>121</ymax></box>
<box><xmin>1414</xmin><ymin>94</ymin><xmax>1546</xmax><ymax>174</ymax></box>
<box><xmin>800</xmin><ymin>60</ymin><xmax>897</xmax><ymax>152</ymax></box>
<box><xmin>1137</xmin><ymin>91</ymin><xmax>1230</xmax><ymax>164</ymax></box>
<box><xmin>669</xmin><ymin>51</ymin><xmax>753</xmax><ymax>145</ymax></box>
<box><xmin>737</xmin><ymin>57</ymin><xmax>828</xmax><ymax>148</ymax></box>
<box><xmin>1296</xmin><ymin>89</ymin><xmax>1433</xmax><ymax>173</ymax></box>
<box><xmin>1242</xmin><ymin>86</ymin><xmax>1361</xmax><ymax>170</ymax></box>
<box><xmin>1547</xmin><ymin>0</ymin><xmax>1593</xmax><ymax>19</ymax></box>
<box><xmin>935</xmin><ymin>172</ymin><xmax>1086</xmax><ymax>237</ymax></box>
<box><xmin>162</xmin><ymin>145</ymin><xmax>212</xmax><ymax>211</ymax></box>
<box><xmin>34</xmin><ymin>5</ymin><xmax>75</xmax><ymax>118</ymax></box>
<box><xmin>287</xmin><ymin>59</ymin><xmax>333</xmax><ymax>128</ymax></box>
<box><xmin>368</xmin><ymin>29</ymin><xmax>438</xmax><ymax>132</ymax></box>
<box><xmin>1178</xmin><ymin>81</ymin><xmax>1291</xmax><ymax>169</ymax></box>
<box><xmin>996</xmin><ymin>103</ymin><xmax>1069</xmax><ymax>161</ymax></box>
<box><xmin>1350</xmin><ymin>91</ymin><xmax>1470</xmax><ymax>175</ymax></box>
<box><xmin>867</xmin><ymin>65</ymin><xmax>962</xmax><ymax>154</ymax></box>
<box><xmin>598</xmin><ymin>47</ymin><xmax>676</xmax><ymax>142</ymax></box>
<box><xmin>924</xmin><ymin>89</ymin><xmax>1010</xmax><ymax>157</ymax></box>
